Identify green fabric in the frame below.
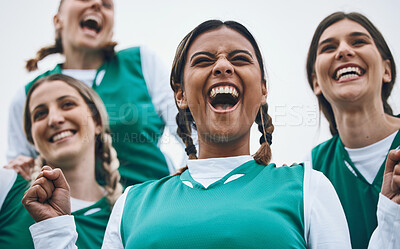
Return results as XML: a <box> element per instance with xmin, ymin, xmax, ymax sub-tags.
<box><xmin>25</xmin><ymin>47</ymin><xmax>169</xmax><ymax>187</ymax></box>
<box><xmin>312</xmin><ymin>129</ymin><xmax>400</xmax><ymax>249</ymax></box>
<box><xmin>0</xmin><ymin>175</ymin><xmax>34</xmax><ymax>249</ymax></box>
<box><xmin>74</xmin><ymin>197</ymin><xmax>111</xmax><ymax>249</ymax></box>
<box><xmin>0</xmin><ymin>176</ymin><xmax>111</xmax><ymax>249</ymax></box>
<box><xmin>121</xmin><ymin>160</ymin><xmax>306</xmax><ymax>249</ymax></box>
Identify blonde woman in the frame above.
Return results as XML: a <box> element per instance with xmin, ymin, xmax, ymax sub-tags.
<box><xmin>0</xmin><ymin>74</ymin><xmax>122</xmax><ymax>248</ymax></box>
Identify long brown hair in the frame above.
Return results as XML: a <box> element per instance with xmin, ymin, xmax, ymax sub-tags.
<box><xmin>306</xmin><ymin>12</ymin><xmax>397</xmax><ymax>135</ymax></box>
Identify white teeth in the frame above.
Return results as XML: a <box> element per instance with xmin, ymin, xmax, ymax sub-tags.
<box><xmin>52</xmin><ymin>131</ymin><xmax>74</xmax><ymax>142</ymax></box>
<box><xmin>209</xmin><ymin>86</ymin><xmax>238</xmax><ymax>99</ymax></box>
<box><xmin>82</xmin><ymin>15</ymin><xmax>102</xmax><ymax>27</ymax></box>
<box><xmin>336</xmin><ymin>66</ymin><xmax>362</xmax><ymax>80</ymax></box>
<box><xmin>339</xmin><ymin>74</ymin><xmax>359</xmax><ymax>80</ymax></box>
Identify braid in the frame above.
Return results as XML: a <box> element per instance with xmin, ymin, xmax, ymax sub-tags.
<box><xmin>26</xmin><ymin>36</ymin><xmax>63</xmax><ymax>72</ymax></box>
<box><xmin>253</xmin><ymin>103</ymin><xmax>274</xmax><ymax>165</ymax></box>
<box><xmin>174</xmin><ymin>108</ymin><xmax>197</xmax><ymax>175</ymax></box>
<box><xmin>29</xmin><ymin>155</ymin><xmax>46</xmax><ymax>185</ymax></box>
<box><xmin>25</xmin><ymin>36</ymin><xmax>117</xmax><ymax>72</ymax></box>
<box><xmin>176</xmin><ymin>109</ymin><xmax>197</xmax><ymax>159</ymax></box>
<box><xmin>97</xmin><ymin>133</ymin><xmax>123</xmax><ymax>207</ymax></box>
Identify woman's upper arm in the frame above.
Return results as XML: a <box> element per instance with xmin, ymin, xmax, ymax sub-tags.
<box><xmin>303</xmin><ymin>161</ymin><xmax>351</xmax><ymax>248</ymax></box>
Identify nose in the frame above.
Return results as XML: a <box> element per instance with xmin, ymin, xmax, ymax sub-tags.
<box><xmin>48</xmin><ymin>109</ymin><xmax>65</xmax><ymax>128</ymax></box>
<box><xmin>212</xmin><ymin>58</ymin><xmax>234</xmax><ymax>77</ymax></box>
<box><xmin>335</xmin><ymin>42</ymin><xmax>355</xmax><ymax>60</ymax></box>
<box><xmin>90</xmin><ymin>0</ymin><xmax>102</xmax><ymax>10</ymax></box>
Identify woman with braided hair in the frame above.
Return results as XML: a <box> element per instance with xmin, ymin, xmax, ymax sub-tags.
<box><xmin>0</xmin><ymin>74</ymin><xmax>122</xmax><ymax>248</ymax></box>
<box><xmin>6</xmin><ymin>0</ymin><xmax>182</xmax><ymax>187</ymax></box>
<box><xmin>22</xmin><ymin>20</ymin><xmax>357</xmax><ymax>249</ymax></box>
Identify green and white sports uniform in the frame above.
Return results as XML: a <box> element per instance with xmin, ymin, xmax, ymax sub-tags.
<box><xmin>7</xmin><ymin>46</ymin><xmax>182</xmax><ymax>187</ymax></box>
<box><xmin>0</xmin><ymin>168</ymin><xmax>111</xmax><ymax>249</ymax></box>
<box><xmin>29</xmin><ymin>155</ymin><xmax>354</xmax><ymax>248</ymax></box>
<box><xmin>311</xmin><ymin>128</ymin><xmax>400</xmax><ymax>249</ymax></box>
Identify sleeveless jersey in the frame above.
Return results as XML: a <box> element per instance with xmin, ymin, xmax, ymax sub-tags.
<box><xmin>120</xmin><ymin>160</ymin><xmax>306</xmax><ymax>248</ymax></box>
<box><xmin>0</xmin><ymin>175</ymin><xmax>111</xmax><ymax>249</ymax></box>
<box><xmin>312</xmin><ymin>129</ymin><xmax>400</xmax><ymax>249</ymax></box>
<box><xmin>25</xmin><ymin>47</ymin><xmax>169</xmax><ymax>187</ymax></box>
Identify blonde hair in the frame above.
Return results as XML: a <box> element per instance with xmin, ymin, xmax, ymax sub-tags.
<box><xmin>25</xmin><ymin>74</ymin><xmax>122</xmax><ymax>206</ymax></box>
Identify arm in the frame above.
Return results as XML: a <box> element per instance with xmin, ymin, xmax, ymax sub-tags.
<box><xmin>140</xmin><ymin>46</ymin><xmax>188</xmax><ymax>171</ymax></box>
<box><xmin>140</xmin><ymin>46</ymin><xmax>177</xmax><ymax>139</ymax></box>
<box><xmin>29</xmin><ymin>215</ymin><xmax>78</xmax><ymax>249</ymax></box>
<box><xmin>0</xmin><ymin>167</ymin><xmax>17</xmax><ymax>210</ymax></box>
<box><xmin>303</xmin><ymin>161</ymin><xmax>351</xmax><ymax>249</ymax></box>
<box><xmin>102</xmin><ymin>186</ymin><xmax>131</xmax><ymax>249</ymax></box>
<box><xmin>23</xmin><ymin>166</ymin><xmax>77</xmax><ymax>249</ymax></box>
<box><xmin>4</xmin><ymin>155</ymin><xmax>34</xmax><ymax>180</ymax></box>
<box><xmin>368</xmin><ymin>148</ymin><xmax>400</xmax><ymax>249</ymax></box>
<box><xmin>6</xmin><ymin>87</ymin><xmax>38</xmax><ymax>161</ymax></box>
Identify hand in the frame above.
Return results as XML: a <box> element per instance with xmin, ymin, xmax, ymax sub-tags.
<box><xmin>381</xmin><ymin>148</ymin><xmax>400</xmax><ymax>204</ymax></box>
<box><xmin>4</xmin><ymin>155</ymin><xmax>34</xmax><ymax>180</ymax></box>
<box><xmin>282</xmin><ymin>162</ymin><xmax>298</xmax><ymax>166</ymax></box>
<box><xmin>22</xmin><ymin>166</ymin><xmax>71</xmax><ymax>222</ymax></box>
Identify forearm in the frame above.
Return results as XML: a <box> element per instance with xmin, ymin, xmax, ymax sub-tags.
<box><xmin>368</xmin><ymin>194</ymin><xmax>400</xmax><ymax>249</ymax></box>
<box><xmin>30</xmin><ymin>215</ymin><xmax>78</xmax><ymax>249</ymax></box>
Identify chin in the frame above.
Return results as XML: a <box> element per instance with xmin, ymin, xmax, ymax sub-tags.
<box><xmin>47</xmin><ymin>150</ymin><xmax>79</xmax><ymax>166</ymax></box>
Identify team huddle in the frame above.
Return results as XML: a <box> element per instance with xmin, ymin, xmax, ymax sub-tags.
<box><xmin>0</xmin><ymin>1</ymin><xmax>399</xmax><ymax>249</ymax></box>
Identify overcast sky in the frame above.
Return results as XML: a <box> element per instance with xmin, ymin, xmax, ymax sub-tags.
<box><xmin>1</xmin><ymin>0</ymin><xmax>399</xmax><ymax>166</ymax></box>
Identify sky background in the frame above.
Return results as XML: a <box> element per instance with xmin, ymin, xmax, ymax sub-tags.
<box><xmin>0</xmin><ymin>0</ymin><xmax>399</xmax><ymax>167</ymax></box>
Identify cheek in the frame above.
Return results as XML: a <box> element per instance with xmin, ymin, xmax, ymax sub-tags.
<box><xmin>30</xmin><ymin>125</ymin><xmax>43</xmax><ymax>148</ymax></box>
<box><xmin>316</xmin><ymin>57</ymin><xmax>331</xmax><ymax>77</ymax></box>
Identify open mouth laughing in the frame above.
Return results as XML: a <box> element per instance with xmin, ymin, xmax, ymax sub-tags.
<box><xmin>333</xmin><ymin>65</ymin><xmax>365</xmax><ymax>81</ymax></box>
<box><xmin>80</xmin><ymin>15</ymin><xmax>102</xmax><ymax>33</ymax></box>
<box><xmin>208</xmin><ymin>84</ymin><xmax>240</xmax><ymax>112</ymax></box>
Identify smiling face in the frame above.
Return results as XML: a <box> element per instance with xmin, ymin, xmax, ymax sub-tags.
<box><xmin>176</xmin><ymin>26</ymin><xmax>266</xmax><ymax>149</ymax></box>
<box><xmin>29</xmin><ymin>80</ymin><xmax>101</xmax><ymax>166</ymax></box>
<box><xmin>312</xmin><ymin>19</ymin><xmax>391</xmax><ymax>108</ymax></box>
<box><xmin>54</xmin><ymin>0</ymin><xmax>114</xmax><ymax>52</ymax></box>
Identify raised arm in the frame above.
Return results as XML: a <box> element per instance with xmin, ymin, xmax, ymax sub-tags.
<box><xmin>22</xmin><ymin>166</ymin><xmax>71</xmax><ymax>221</ymax></box>
<box><xmin>22</xmin><ymin>166</ymin><xmax>78</xmax><ymax>249</ymax></box>
<box><xmin>368</xmin><ymin>148</ymin><xmax>400</xmax><ymax>249</ymax></box>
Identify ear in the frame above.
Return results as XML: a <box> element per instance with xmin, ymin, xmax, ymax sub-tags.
<box><xmin>312</xmin><ymin>73</ymin><xmax>322</xmax><ymax>95</ymax></box>
<box><xmin>53</xmin><ymin>14</ymin><xmax>63</xmax><ymax>31</ymax></box>
<box><xmin>174</xmin><ymin>83</ymin><xmax>188</xmax><ymax>109</ymax></box>
<box><xmin>260</xmin><ymin>80</ymin><xmax>267</xmax><ymax>104</ymax></box>
<box><xmin>95</xmin><ymin>123</ymin><xmax>102</xmax><ymax>135</ymax></box>
<box><xmin>382</xmin><ymin>59</ymin><xmax>392</xmax><ymax>83</ymax></box>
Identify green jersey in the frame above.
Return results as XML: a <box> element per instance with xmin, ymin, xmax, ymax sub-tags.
<box><xmin>121</xmin><ymin>160</ymin><xmax>306</xmax><ymax>248</ymax></box>
<box><xmin>24</xmin><ymin>47</ymin><xmax>170</xmax><ymax>187</ymax></box>
<box><xmin>0</xmin><ymin>171</ymin><xmax>111</xmax><ymax>249</ymax></box>
<box><xmin>312</xmin><ymin>130</ymin><xmax>400</xmax><ymax>249</ymax></box>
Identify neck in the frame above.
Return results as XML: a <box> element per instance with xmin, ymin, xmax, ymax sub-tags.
<box><xmin>54</xmin><ymin>153</ymin><xmax>104</xmax><ymax>202</ymax></box>
<box><xmin>197</xmin><ymin>132</ymin><xmax>251</xmax><ymax>159</ymax></box>
<box><xmin>63</xmin><ymin>47</ymin><xmax>104</xmax><ymax>70</ymax></box>
<box><xmin>333</xmin><ymin>103</ymin><xmax>400</xmax><ymax>148</ymax></box>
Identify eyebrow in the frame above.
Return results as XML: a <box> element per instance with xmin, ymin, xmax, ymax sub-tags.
<box><xmin>229</xmin><ymin>49</ymin><xmax>253</xmax><ymax>58</ymax></box>
<box><xmin>190</xmin><ymin>49</ymin><xmax>253</xmax><ymax>62</ymax></box>
<box><xmin>31</xmin><ymin>95</ymin><xmax>79</xmax><ymax>112</ymax></box>
<box><xmin>190</xmin><ymin>51</ymin><xmax>215</xmax><ymax>62</ymax></box>
<box><xmin>318</xmin><ymin>31</ymin><xmax>372</xmax><ymax>47</ymax></box>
